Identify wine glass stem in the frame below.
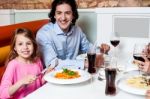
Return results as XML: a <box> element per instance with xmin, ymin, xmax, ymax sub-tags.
<box><xmin>114</xmin><ymin>47</ymin><xmax>118</xmax><ymax>68</ymax></box>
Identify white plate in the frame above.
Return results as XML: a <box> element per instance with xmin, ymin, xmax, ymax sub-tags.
<box><xmin>76</xmin><ymin>54</ymin><xmax>87</xmax><ymax>60</ymax></box>
<box><xmin>44</xmin><ymin>69</ymin><xmax>91</xmax><ymax>84</ymax></box>
<box><xmin>117</xmin><ymin>70</ymin><xmax>147</xmax><ymax>95</ymax></box>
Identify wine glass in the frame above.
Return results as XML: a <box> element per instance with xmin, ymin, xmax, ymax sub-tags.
<box><xmin>109</xmin><ymin>32</ymin><xmax>120</xmax><ymax>72</ymax></box>
<box><xmin>133</xmin><ymin>44</ymin><xmax>146</xmax><ymax>62</ymax></box>
<box><xmin>133</xmin><ymin>43</ymin><xmax>147</xmax><ymax>75</ymax></box>
<box><xmin>110</xmin><ymin>32</ymin><xmax>120</xmax><ymax>59</ymax></box>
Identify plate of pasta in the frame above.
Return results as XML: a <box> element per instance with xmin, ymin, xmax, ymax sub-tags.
<box><xmin>44</xmin><ymin>68</ymin><xmax>91</xmax><ymax>84</ymax></box>
<box><xmin>117</xmin><ymin>70</ymin><xmax>149</xmax><ymax>95</ymax></box>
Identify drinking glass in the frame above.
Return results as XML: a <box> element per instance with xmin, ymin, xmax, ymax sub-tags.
<box><xmin>105</xmin><ymin>58</ymin><xmax>117</xmax><ymax>96</ymax></box>
<box><xmin>87</xmin><ymin>47</ymin><xmax>96</xmax><ymax>74</ymax></box>
<box><xmin>110</xmin><ymin>32</ymin><xmax>120</xmax><ymax>58</ymax></box>
<box><xmin>110</xmin><ymin>32</ymin><xmax>120</xmax><ymax>69</ymax></box>
<box><xmin>133</xmin><ymin>43</ymin><xmax>146</xmax><ymax>62</ymax></box>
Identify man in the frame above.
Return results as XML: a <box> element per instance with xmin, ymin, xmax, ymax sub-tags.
<box><xmin>36</xmin><ymin>0</ymin><xmax>109</xmax><ymax>69</ymax></box>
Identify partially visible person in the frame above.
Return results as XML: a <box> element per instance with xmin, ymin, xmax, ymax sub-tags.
<box><xmin>0</xmin><ymin>28</ymin><xmax>45</xmax><ymax>99</ymax></box>
<box><xmin>133</xmin><ymin>43</ymin><xmax>150</xmax><ymax>97</ymax></box>
<box><xmin>135</xmin><ymin>43</ymin><xmax>150</xmax><ymax>73</ymax></box>
<box><xmin>136</xmin><ymin>57</ymin><xmax>150</xmax><ymax>73</ymax></box>
<box><xmin>36</xmin><ymin>0</ymin><xmax>110</xmax><ymax>69</ymax></box>
<box><xmin>146</xmin><ymin>90</ymin><xmax>150</xmax><ymax>99</ymax></box>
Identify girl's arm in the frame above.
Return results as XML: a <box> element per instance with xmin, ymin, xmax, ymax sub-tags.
<box><xmin>9</xmin><ymin>75</ymin><xmax>36</xmax><ymax>96</ymax></box>
<box><xmin>0</xmin><ymin>61</ymin><xmax>36</xmax><ymax>98</ymax></box>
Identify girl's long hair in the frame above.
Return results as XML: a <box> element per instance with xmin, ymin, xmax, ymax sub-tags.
<box><xmin>5</xmin><ymin>28</ymin><xmax>40</xmax><ymax>66</ymax></box>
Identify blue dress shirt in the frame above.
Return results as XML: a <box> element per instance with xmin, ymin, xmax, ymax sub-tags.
<box><xmin>36</xmin><ymin>22</ymin><xmax>92</xmax><ymax>68</ymax></box>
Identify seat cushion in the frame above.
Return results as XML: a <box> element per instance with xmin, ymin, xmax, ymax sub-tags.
<box><xmin>0</xmin><ymin>45</ymin><xmax>10</xmax><ymax>66</ymax></box>
<box><xmin>0</xmin><ymin>66</ymin><xmax>6</xmax><ymax>82</ymax></box>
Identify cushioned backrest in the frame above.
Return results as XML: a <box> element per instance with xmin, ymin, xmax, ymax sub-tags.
<box><xmin>0</xmin><ymin>19</ymin><xmax>49</xmax><ymax>47</ymax></box>
<box><xmin>0</xmin><ymin>46</ymin><xmax>10</xmax><ymax>66</ymax></box>
<box><xmin>0</xmin><ymin>19</ymin><xmax>49</xmax><ymax>66</ymax></box>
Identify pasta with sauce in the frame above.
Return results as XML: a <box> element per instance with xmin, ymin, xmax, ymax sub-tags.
<box><xmin>55</xmin><ymin>68</ymin><xmax>80</xmax><ymax>79</ymax></box>
<box><xmin>126</xmin><ymin>76</ymin><xmax>150</xmax><ymax>89</ymax></box>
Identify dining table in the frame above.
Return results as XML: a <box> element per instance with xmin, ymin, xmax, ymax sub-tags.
<box><xmin>24</xmin><ymin>53</ymin><xmax>146</xmax><ymax>99</ymax></box>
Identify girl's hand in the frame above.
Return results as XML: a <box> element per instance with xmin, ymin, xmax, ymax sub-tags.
<box><xmin>8</xmin><ymin>75</ymin><xmax>37</xmax><ymax>96</ymax></box>
<box><xmin>44</xmin><ymin>67</ymin><xmax>55</xmax><ymax>74</ymax></box>
<box><xmin>41</xmin><ymin>67</ymin><xmax>56</xmax><ymax>84</ymax></box>
<box><xmin>19</xmin><ymin>75</ymin><xmax>37</xmax><ymax>86</ymax></box>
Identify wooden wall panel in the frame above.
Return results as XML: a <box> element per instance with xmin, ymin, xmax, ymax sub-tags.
<box><xmin>0</xmin><ymin>0</ymin><xmax>149</xmax><ymax>9</ymax></box>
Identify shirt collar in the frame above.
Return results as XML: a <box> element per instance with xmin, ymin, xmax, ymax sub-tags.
<box><xmin>53</xmin><ymin>22</ymin><xmax>74</xmax><ymax>36</ymax></box>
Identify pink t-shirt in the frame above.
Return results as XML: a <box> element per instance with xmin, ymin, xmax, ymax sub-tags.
<box><xmin>0</xmin><ymin>58</ymin><xmax>44</xmax><ymax>99</ymax></box>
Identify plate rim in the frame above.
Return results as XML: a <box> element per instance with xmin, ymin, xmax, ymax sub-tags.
<box><xmin>116</xmin><ymin>70</ymin><xmax>147</xmax><ymax>96</ymax></box>
<box><xmin>44</xmin><ymin>69</ymin><xmax>91</xmax><ymax>84</ymax></box>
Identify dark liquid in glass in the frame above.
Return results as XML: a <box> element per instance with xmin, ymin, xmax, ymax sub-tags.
<box><xmin>105</xmin><ymin>68</ymin><xmax>116</xmax><ymax>95</ymax></box>
<box><xmin>110</xmin><ymin>40</ymin><xmax>120</xmax><ymax>47</ymax></box>
<box><xmin>87</xmin><ymin>53</ymin><xmax>96</xmax><ymax>73</ymax></box>
<box><xmin>148</xmin><ymin>57</ymin><xmax>150</xmax><ymax>61</ymax></box>
<box><xmin>133</xmin><ymin>54</ymin><xmax>145</xmax><ymax>62</ymax></box>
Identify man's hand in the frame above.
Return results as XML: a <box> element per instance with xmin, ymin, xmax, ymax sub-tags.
<box><xmin>100</xmin><ymin>43</ymin><xmax>110</xmax><ymax>54</ymax></box>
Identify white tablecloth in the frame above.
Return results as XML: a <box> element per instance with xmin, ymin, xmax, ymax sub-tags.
<box><xmin>24</xmin><ymin>73</ymin><xmax>145</xmax><ymax>99</ymax></box>
<box><xmin>24</xmin><ymin>53</ymin><xmax>145</xmax><ymax>99</ymax></box>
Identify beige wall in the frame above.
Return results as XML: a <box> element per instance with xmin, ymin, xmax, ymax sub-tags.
<box><xmin>0</xmin><ymin>0</ymin><xmax>149</xmax><ymax>9</ymax></box>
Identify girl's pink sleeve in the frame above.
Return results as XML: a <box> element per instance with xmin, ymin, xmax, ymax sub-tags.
<box><xmin>37</xmin><ymin>59</ymin><xmax>46</xmax><ymax>85</ymax></box>
<box><xmin>38</xmin><ymin>59</ymin><xmax>44</xmax><ymax>72</ymax></box>
<box><xmin>0</xmin><ymin>62</ymin><xmax>15</xmax><ymax>98</ymax></box>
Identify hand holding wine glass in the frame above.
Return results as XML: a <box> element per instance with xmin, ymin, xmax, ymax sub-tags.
<box><xmin>133</xmin><ymin>43</ymin><xmax>147</xmax><ymax>62</ymax></box>
<box><xmin>133</xmin><ymin>43</ymin><xmax>150</xmax><ymax>73</ymax></box>
<box><xmin>133</xmin><ymin>43</ymin><xmax>147</xmax><ymax>75</ymax></box>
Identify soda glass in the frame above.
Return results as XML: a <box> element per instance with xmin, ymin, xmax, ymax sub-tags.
<box><xmin>87</xmin><ymin>47</ymin><xmax>96</xmax><ymax>74</ymax></box>
<box><xmin>105</xmin><ymin>58</ymin><xmax>117</xmax><ymax>95</ymax></box>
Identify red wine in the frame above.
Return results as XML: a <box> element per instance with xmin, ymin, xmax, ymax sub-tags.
<box><xmin>133</xmin><ymin>54</ymin><xmax>145</xmax><ymax>62</ymax></box>
<box><xmin>105</xmin><ymin>68</ymin><xmax>116</xmax><ymax>95</ymax></box>
<box><xmin>147</xmin><ymin>56</ymin><xmax>150</xmax><ymax>61</ymax></box>
<box><xmin>110</xmin><ymin>40</ymin><xmax>120</xmax><ymax>47</ymax></box>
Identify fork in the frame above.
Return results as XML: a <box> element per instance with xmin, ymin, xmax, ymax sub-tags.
<box><xmin>36</xmin><ymin>59</ymin><xmax>59</xmax><ymax>77</ymax></box>
<box><xmin>49</xmin><ymin>59</ymin><xmax>59</xmax><ymax>71</ymax></box>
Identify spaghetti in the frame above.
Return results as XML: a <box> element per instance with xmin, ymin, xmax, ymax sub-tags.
<box><xmin>126</xmin><ymin>76</ymin><xmax>150</xmax><ymax>89</ymax></box>
<box><xmin>55</xmin><ymin>68</ymin><xmax>80</xmax><ymax>79</ymax></box>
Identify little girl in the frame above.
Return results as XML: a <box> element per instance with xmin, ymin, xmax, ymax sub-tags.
<box><xmin>0</xmin><ymin>28</ymin><xmax>45</xmax><ymax>99</ymax></box>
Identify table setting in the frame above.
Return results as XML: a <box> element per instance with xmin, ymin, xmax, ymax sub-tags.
<box><xmin>24</xmin><ymin>40</ymin><xmax>150</xmax><ymax>99</ymax></box>
<box><xmin>23</xmin><ymin>49</ymin><xmax>147</xmax><ymax>99</ymax></box>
